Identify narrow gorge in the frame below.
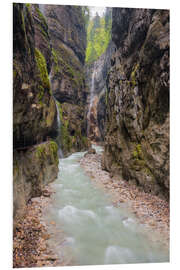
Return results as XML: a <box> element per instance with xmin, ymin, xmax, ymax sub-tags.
<box><xmin>13</xmin><ymin>4</ymin><xmax>169</xmax><ymax>268</ymax></box>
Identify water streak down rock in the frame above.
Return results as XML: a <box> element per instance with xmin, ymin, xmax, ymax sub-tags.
<box><xmin>86</xmin><ymin>42</ymin><xmax>115</xmax><ymax>141</ymax></box>
<box><xmin>103</xmin><ymin>8</ymin><xmax>169</xmax><ymax>199</ymax></box>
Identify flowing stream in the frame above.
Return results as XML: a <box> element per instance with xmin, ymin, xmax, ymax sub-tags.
<box><xmin>44</xmin><ymin>145</ymin><xmax>169</xmax><ymax>265</ymax></box>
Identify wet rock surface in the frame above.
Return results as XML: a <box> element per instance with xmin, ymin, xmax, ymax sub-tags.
<box><xmin>80</xmin><ymin>150</ymin><xmax>169</xmax><ymax>249</ymax></box>
<box><xmin>13</xmin><ymin>4</ymin><xmax>57</xmax><ymax>150</ymax></box>
<box><xmin>13</xmin><ymin>141</ymin><xmax>59</xmax><ymax>225</ymax></box>
<box><xmin>44</xmin><ymin>5</ymin><xmax>89</xmax><ymax>156</ymax></box>
<box><xmin>86</xmin><ymin>42</ymin><xmax>115</xmax><ymax>141</ymax></box>
<box><xmin>13</xmin><ymin>3</ymin><xmax>59</xmax><ymax>226</ymax></box>
<box><xmin>103</xmin><ymin>8</ymin><xmax>169</xmax><ymax>199</ymax></box>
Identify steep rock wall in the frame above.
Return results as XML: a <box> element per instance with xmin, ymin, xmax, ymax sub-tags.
<box><xmin>44</xmin><ymin>5</ymin><xmax>89</xmax><ymax>156</ymax></box>
<box><xmin>103</xmin><ymin>8</ymin><xmax>169</xmax><ymax>199</ymax></box>
<box><xmin>13</xmin><ymin>4</ymin><xmax>58</xmax><ymax>149</ymax></box>
<box><xmin>86</xmin><ymin>42</ymin><xmax>115</xmax><ymax>141</ymax></box>
<box><xmin>13</xmin><ymin>4</ymin><xmax>59</xmax><ymax>224</ymax></box>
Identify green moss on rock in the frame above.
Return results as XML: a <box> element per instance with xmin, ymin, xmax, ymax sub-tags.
<box><xmin>37</xmin><ymin>85</ymin><xmax>44</xmax><ymax>105</ymax></box>
<box><xmin>130</xmin><ymin>63</ymin><xmax>139</xmax><ymax>87</ymax></box>
<box><xmin>133</xmin><ymin>144</ymin><xmax>142</xmax><ymax>159</ymax></box>
<box><xmin>35</xmin><ymin>6</ymin><xmax>48</xmax><ymax>29</ymax></box>
<box><xmin>35</xmin><ymin>140</ymin><xmax>58</xmax><ymax>166</ymax></box>
<box><xmin>35</xmin><ymin>48</ymin><xmax>50</xmax><ymax>89</ymax></box>
<box><xmin>35</xmin><ymin>143</ymin><xmax>46</xmax><ymax>159</ymax></box>
<box><xmin>49</xmin><ymin>140</ymin><xmax>59</xmax><ymax>165</ymax></box>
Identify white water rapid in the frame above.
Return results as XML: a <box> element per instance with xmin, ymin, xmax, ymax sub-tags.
<box><xmin>43</xmin><ymin>145</ymin><xmax>169</xmax><ymax>265</ymax></box>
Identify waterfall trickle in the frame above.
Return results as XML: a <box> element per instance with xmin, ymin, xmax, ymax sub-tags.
<box><xmin>87</xmin><ymin>69</ymin><xmax>96</xmax><ymax>136</ymax></box>
<box><xmin>49</xmin><ymin>71</ymin><xmax>64</xmax><ymax>158</ymax></box>
<box><xmin>55</xmin><ymin>101</ymin><xmax>64</xmax><ymax>158</ymax></box>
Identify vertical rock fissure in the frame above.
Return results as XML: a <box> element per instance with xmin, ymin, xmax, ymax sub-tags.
<box><xmin>87</xmin><ymin>69</ymin><xmax>96</xmax><ymax>137</ymax></box>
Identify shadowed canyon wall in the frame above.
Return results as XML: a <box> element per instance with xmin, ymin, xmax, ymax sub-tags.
<box><xmin>13</xmin><ymin>3</ymin><xmax>59</xmax><ymax>224</ymax></box>
<box><xmin>44</xmin><ymin>5</ymin><xmax>89</xmax><ymax>156</ymax></box>
<box><xmin>102</xmin><ymin>8</ymin><xmax>169</xmax><ymax>199</ymax></box>
<box><xmin>86</xmin><ymin>42</ymin><xmax>115</xmax><ymax>142</ymax></box>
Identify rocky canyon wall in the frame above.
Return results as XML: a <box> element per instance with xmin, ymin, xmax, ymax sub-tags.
<box><xmin>103</xmin><ymin>8</ymin><xmax>169</xmax><ymax>199</ymax></box>
<box><xmin>13</xmin><ymin>3</ymin><xmax>59</xmax><ymax>225</ymax></box>
<box><xmin>86</xmin><ymin>42</ymin><xmax>115</xmax><ymax>142</ymax></box>
<box><xmin>44</xmin><ymin>5</ymin><xmax>89</xmax><ymax>156</ymax></box>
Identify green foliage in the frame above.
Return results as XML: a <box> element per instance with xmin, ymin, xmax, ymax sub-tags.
<box><xmin>49</xmin><ymin>140</ymin><xmax>59</xmax><ymax>165</ymax></box>
<box><xmin>130</xmin><ymin>63</ymin><xmax>139</xmax><ymax>87</ymax></box>
<box><xmin>85</xmin><ymin>8</ymin><xmax>112</xmax><ymax>63</ymax></box>
<box><xmin>25</xmin><ymin>3</ymin><xmax>31</xmax><ymax>12</ymax></box>
<box><xmin>37</xmin><ymin>85</ymin><xmax>44</xmax><ymax>105</ymax></box>
<box><xmin>35</xmin><ymin>48</ymin><xmax>50</xmax><ymax>89</ymax></box>
<box><xmin>133</xmin><ymin>144</ymin><xmax>142</xmax><ymax>159</ymax></box>
<box><xmin>35</xmin><ymin>141</ymin><xmax>58</xmax><ymax>166</ymax></box>
<box><xmin>35</xmin><ymin>144</ymin><xmax>46</xmax><ymax>159</ymax></box>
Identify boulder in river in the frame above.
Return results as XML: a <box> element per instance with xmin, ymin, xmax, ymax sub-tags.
<box><xmin>84</xmin><ymin>147</ymin><xmax>96</xmax><ymax>157</ymax></box>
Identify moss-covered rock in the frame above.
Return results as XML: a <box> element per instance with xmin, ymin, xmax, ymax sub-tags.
<box><xmin>103</xmin><ymin>8</ymin><xmax>169</xmax><ymax>200</ymax></box>
<box><xmin>13</xmin><ymin>141</ymin><xmax>59</xmax><ymax>225</ymax></box>
<box><xmin>13</xmin><ymin>3</ymin><xmax>58</xmax><ymax>149</ymax></box>
<box><xmin>43</xmin><ymin>5</ymin><xmax>89</xmax><ymax>155</ymax></box>
<box><xmin>13</xmin><ymin>4</ymin><xmax>59</xmax><ymax>227</ymax></box>
<box><xmin>35</xmin><ymin>48</ymin><xmax>50</xmax><ymax>89</ymax></box>
<box><xmin>56</xmin><ymin>101</ymin><xmax>90</xmax><ymax>156</ymax></box>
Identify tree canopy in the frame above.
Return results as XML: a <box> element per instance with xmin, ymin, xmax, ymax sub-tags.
<box><xmin>85</xmin><ymin>8</ymin><xmax>112</xmax><ymax>64</ymax></box>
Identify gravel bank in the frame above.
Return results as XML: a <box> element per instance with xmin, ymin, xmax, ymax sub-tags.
<box><xmin>13</xmin><ymin>185</ymin><xmax>65</xmax><ymax>268</ymax></box>
<box><xmin>80</xmin><ymin>152</ymin><xmax>169</xmax><ymax>250</ymax></box>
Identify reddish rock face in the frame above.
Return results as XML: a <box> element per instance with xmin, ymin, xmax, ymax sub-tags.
<box><xmin>103</xmin><ymin>8</ymin><xmax>169</xmax><ymax>200</ymax></box>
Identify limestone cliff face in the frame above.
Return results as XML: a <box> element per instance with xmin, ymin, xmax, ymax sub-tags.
<box><xmin>13</xmin><ymin>4</ymin><xmax>58</xmax><ymax>149</ymax></box>
<box><xmin>13</xmin><ymin>4</ymin><xmax>59</xmax><ymax>224</ymax></box>
<box><xmin>103</xmin><ymin>8</ymin><xmax>169</xmax><ymax>199</ymax></box>
<box><xmin>86</xmin><ymin>42</ymin><xmax>115</xmax><ymax>141</ymax></box>
<box><xmin>44</xmin><ymin>5</ymin><xmax>89</xmax><ymax>156</ymax></box>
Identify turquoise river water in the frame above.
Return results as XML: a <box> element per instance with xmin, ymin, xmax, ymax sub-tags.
<box><xmin>44</xmin><ymin>145</ymin><xmax>169</xmax><ymax>265</ymax></box>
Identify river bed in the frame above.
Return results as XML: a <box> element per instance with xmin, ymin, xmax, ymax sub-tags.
<box><xmin>43</xmin><ymin>146</ymin><xmax>169</xmax><ymax>265</ymax></box>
